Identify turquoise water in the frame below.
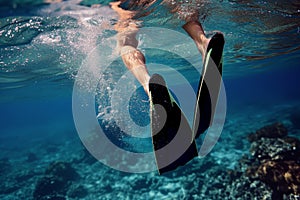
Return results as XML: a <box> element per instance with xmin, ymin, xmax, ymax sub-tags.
<box><xmin>1</xmin><ymin>0</ymin><xmax>300</xmax><ymax>199</ymax></box>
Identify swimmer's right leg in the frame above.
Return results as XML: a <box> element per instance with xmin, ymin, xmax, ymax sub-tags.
<box><xmin>183</xmin><ymin>20</ymin><xmax>225</xmax><ymax>138</ymax></box>
<box><xmin>182</xmin><ymin>21</ymin><xmax>210</xmax><ymax>61</ymax></box>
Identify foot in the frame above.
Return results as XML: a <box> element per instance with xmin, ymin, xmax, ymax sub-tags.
<box><xmin>197</xmin><ymin>36</ymin><xmax>210</xmax><ymax>62</ymax></box>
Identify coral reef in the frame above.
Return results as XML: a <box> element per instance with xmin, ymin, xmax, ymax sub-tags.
<box><xmin>250</xmin><ymin>137</ymin><xmax>300</xmax><ymax>162</ymax></box>
<box><xmin>257</xmin><ymin>160</ymin><xmax>300</xmax><ymax>195</ymax></box>
<box><xmin>246</xmin><ymin>122</ymin><xmax>300</xmax><ymax>199</ymax></box>
<box><xmin>248</xmin><ymin>122</ymin><xmax>288</xmax><ymax>142</ymax></box>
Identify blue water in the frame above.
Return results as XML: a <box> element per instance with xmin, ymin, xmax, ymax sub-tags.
<box><xmin>0</xmin><ymin>0</ymin><xmax>300</xmax><ymax>199</ymax></box>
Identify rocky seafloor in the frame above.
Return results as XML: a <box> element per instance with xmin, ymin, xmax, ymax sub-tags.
<box><xmin>1</xmin><ymin>104</ymin><xmax>300</xmax><ymax>200</ymax></box>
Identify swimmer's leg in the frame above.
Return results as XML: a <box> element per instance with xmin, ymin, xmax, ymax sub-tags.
<box><xmin>182</xmin><ymin>21</ymin><xmax>210</xmax><ymax>61</ymax></box>
<box><xmin>183</xmin><ymin>21</ymin><xmax>225</xmax><ymax>138</ymax></box>
<box><xmin>116</xmin><ymin>30</ymin><xmax>151</xmax><ymax>96</ymax></box>
<box><xmin>111</xmin><ymin>1</ymin><xmax>151</xmax><ymax>96</ymax></box>
<box><xmin>118</xmin><ymin>29</ymin><xmax>198</xmax><ymax>174</ymax></box>
<box><xmin>183</xmin><ymin>20</ymin><xmax>224</xmax><ymax>66</ymax></box>
<box><xmin>112</xmin><ymin>2</ymin><xmax>198</xmax><ymax>173</ymax></box>
<box><xmin>120</xmin><ymin>42</ymin><xmax>151</xmax><ymax>96</ymax></box>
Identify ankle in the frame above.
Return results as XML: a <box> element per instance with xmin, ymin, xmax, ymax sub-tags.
<box><xmin>183</xmin><ymin>21</ymin><xmax>209</xmax><ymax>55</ymax></box>
<box><xmin>182</xmin><ymin>21</ymin><xmax>205</xmax><ymax>41</ymax></box>
<box><xmin>197</xmin><ymin>34</ymin><xmax>210</xmax><ymax>55</ymax></box>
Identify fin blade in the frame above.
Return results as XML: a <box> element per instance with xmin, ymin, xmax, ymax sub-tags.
<box><xmin>149</xmin><ymin>74</ymin><xmax>198</xmax><ymax>174</ymax></box>
<box><xmin>193</xmin><ymin>33</ymin><xmax>225</xmax><ymax>138</ymax></box>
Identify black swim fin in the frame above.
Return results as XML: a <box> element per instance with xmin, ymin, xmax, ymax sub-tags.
<box><xmin>149</xmin><ymin>74</ymin><xmax>198</xmax><ymax>174</ymax></box>
<box><xmin>193</xmin><ymin>32</ymin><xmax>225</xmax><ymax>138</ymax></box>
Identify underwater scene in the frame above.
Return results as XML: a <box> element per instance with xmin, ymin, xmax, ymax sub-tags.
<box><xmin>1</xmin><ymin>0</ymin><xmax>300</xmax><ymax>199</ymax></box>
